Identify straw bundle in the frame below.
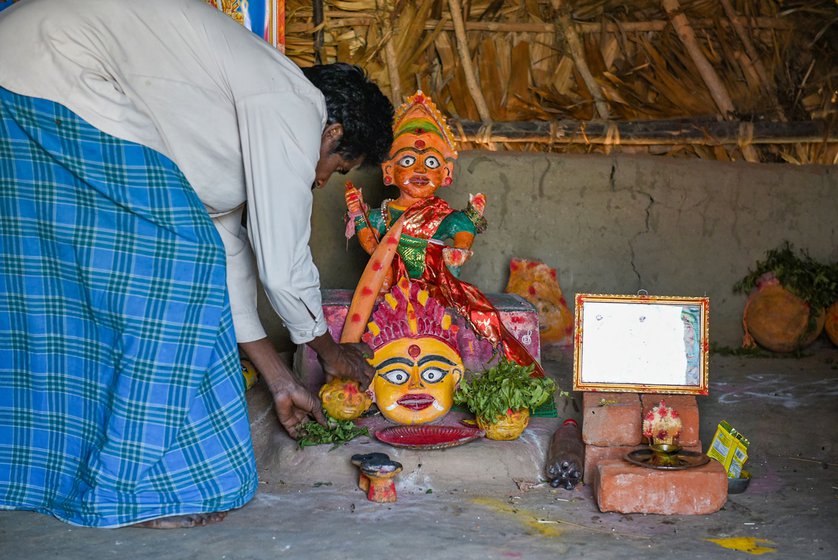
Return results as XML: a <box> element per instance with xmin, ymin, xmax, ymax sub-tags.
<box><xmin>284</xmin><ymin>0</ymin><xmax>837</xmax><ymax>163</ymax></box>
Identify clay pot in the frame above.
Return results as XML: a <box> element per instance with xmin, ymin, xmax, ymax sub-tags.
<box><xmin>477</xmin><ymin>408</ymin><xmax>530</xmax><ymax>441</ymax></box>
<box><xmin>826</xmin><ymin>301</ymin><xmax>838</xmax><ymax>347</ymax></box>
<box><xmin>743</xmin><ymin>279</ymin><xmax>825</xmax><ymax>353</ymax></box>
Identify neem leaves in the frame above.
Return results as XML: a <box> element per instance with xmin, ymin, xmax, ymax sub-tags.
<box><xmin>453</xmin><ymin>358</ymin><xmax>558</xmax><ymax>422</ymax></box>
<box><xmin>297</xmin><ymin>416</ymin><xmax>370</xmax><ymax>449</ymax></box>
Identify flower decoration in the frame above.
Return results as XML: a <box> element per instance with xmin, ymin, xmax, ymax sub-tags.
<box><xmin>642</xmin><ymin>400</ymin><xmax>682</xmax><ymax>445</ymax></box>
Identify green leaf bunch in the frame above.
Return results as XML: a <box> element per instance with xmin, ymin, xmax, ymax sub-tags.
<box><xmin>296</xmin><ymin>416</ymin><xmax>370</xmax><ymax>449</ymax></box>
<box><xmin>453</xmin><ymin>358</ymin><xmax>559</xmax><ymax>422</ymax></box>
<box><xmin>733</xmin><ymin>241</ymin><xmax>838</xmax><ymax>313</ymax></box>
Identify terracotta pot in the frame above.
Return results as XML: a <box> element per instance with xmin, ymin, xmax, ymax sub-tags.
<box><xmin>477</xmin><ymin>408</ymin><xmax>530</xmax><ymax>441</ymax></box>
<box><xmin>743</xmin><ymin>280</ymin><xmax>825</xmax><ymax>353</ymax></box>
<box><xmin>826</xmin><ymin>301</ymin><xmax>838</xmax><ymax>347</ymax></box>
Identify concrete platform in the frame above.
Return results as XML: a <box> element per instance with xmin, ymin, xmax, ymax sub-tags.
<box><xmin>250</xmin><ymin>395</ymin><xmax>565</xmax><ymax>492</ymax></box>
<box><xmin>2</xmin><ymin>344</ymin><xmax>837</xmax><ymax>560</ymax></box>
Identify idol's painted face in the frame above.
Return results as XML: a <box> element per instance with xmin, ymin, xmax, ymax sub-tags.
<box><xmin>383</xmin><ymin>146</ymin><xmax>453</xmax><ymax>201</ymax></box>
<box><xmin>319</xmin><ymin>378</ymin><xmax>372</xmax><ymax>421</ymax></box>
<box><xmin>370</xmin><ymin>337</ymin><xmax>463</xmax><ymax>425</ymax></box>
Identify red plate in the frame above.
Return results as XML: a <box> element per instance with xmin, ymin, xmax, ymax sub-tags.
<box><xmin>375</xmin><ymin>425</ymin><xmax>485</xmax><ymax>450</ymax></box>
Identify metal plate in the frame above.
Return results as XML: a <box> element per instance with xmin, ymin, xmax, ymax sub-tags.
<box><xmin>375</xmin><ymin>425</ymin><xmax>485</xmax><ymax>450</ymax></box>
<box><xmin>625</xmin><ymin>448</ymin><xmax>711</xmax><ymax>470</ymax></box>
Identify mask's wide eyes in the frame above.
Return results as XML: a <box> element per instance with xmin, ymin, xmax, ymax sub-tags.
<box><xmin>420</xmin><ymin>368</ymin><xmax>448</xmax><ymax>384</ymax></box>
<box><xmin>424</xmin><ymin>156</ymin><xmax>441</xmax><ymax>169</ymax></box>
<box><xmin>397</xmin><ymin>155</ymin><xmax>416</xmax><ymax>167</ymax></box>
<box><xmin>380</xmin><ymin>369</ymin><xmax>410</xmax><ymax>385</ymax></box>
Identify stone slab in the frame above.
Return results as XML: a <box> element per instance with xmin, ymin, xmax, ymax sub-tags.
<box><xmin>248</xmin><ymin>384</ymin><xmax>563</xmax><ymax>491</ymax></box>
<box><xmin>582</xmin><ymin>392</ymin><xmax>642</xmax><ymax>446</ymax></box>
<box><xmin>595</xmin><ymin>458</ymin><xmax>727</xmax><ymax>515</ymax></box>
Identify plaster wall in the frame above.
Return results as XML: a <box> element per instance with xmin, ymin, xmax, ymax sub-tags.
<box><xmin>258</xmin><ymin>153</ymin><xmax>837</xmax><ymax>350</ymax></box>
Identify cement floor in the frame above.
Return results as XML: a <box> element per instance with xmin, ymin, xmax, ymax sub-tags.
<box><xmin>2</xmin><ymin>344</ymin><xmax>837</xmax><ymax>560</ymax></box>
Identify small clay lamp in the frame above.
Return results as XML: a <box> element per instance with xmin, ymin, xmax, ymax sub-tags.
<box><xmin>360</xmin><ymin>458</ymin><xmax>403</xmax><ymax>503</ymax></box>
<box><xmin>350</xmin><ymin>452</ymin><xmax>391</xmax><ymax>492</ymax></box>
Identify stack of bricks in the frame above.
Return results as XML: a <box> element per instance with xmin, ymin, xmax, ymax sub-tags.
<box><xmin>582</xmin><ymin>392</ymin><xmax>728</xmax><ymax>515</ymax></box>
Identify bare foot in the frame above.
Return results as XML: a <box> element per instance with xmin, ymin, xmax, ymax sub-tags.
<box><xmin>132</xmin><ymin>511</ymin><xmax>228</xmax><ymax>529</ymax></box>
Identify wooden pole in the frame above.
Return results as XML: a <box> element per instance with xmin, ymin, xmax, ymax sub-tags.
<box><xmin>312</xmin><ymin>0</ymin><xmax>324</xmax><ymax>65</ymax></box>
<box><xmin>552</xmin><ymin>0</ymin><xmax>610</xmax><ymax>120</ymax></box>
<box><xmin>448</xmin><ymin>118</ymin><xmax>835</xmax><ymax>146</ymax></box>
<box><xmin>720</xmin><ymin>0</ymin><xmax>786</xmax><ymax>122</ymax></box>
<box><xmin>314</xmin><ymin>14</ymin><xmax>794</xmax><ymax>33</ymax></box>
<box><xmin>447</xmin><ymin>0</ymin><xmax>492</xmax><ymax>123</ymax></box>
<box><xmin>376</xmin><ymin>0</ymin><xmax>402</xmax><ymax>103</ymax></box>
<box><xmin>661</xmin><ymin>0</ymin><xmax>759</xmax><ymax>162</ymax></box>
<box><xmin>314</xmin><ymin>15</ymin><xmax>795</xmax><ymax>33</ymax></box>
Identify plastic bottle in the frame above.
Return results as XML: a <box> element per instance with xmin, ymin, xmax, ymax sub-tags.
<box><xmin>545</xmin><ymin>418</ymin><xmax>585</xmax><ymax>490</ymax></box>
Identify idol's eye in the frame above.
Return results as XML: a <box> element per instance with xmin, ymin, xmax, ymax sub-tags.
<box><xmin>380</xmin><ymin>369</ymin><xmax>410</xmax><ymax>385</ymax></box>
<box><xmin>420</xmin><ymin>367</ymin><xmax>448</xmax><ymax>384</ymax></box>
<box><xmin>397</xmin><ymin>155</ymin><xmax>416</xmax><ymax>167</ymax></box>
<box><xmin>424</xmin><ymin>156</ymin><xmax>441</xmax><ymax>169</ymax></box>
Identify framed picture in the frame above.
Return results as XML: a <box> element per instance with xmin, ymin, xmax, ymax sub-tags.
<box><xmin>207</xmin><ymin>0</ymin><xmax>285</xmax><ymax>51</ymax></box>
<box><xmin>573</xmin><ymin>293</ymin><xmax>709</xmax><ymax>395</ymax></box>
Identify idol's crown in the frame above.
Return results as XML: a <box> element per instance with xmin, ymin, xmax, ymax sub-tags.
<box><xmin>362</xmin><ymin>277</ymin><xmax>459</xmax><ymax>350</ymax></box>
<box><xmin>392</xmin><ymin>91</ymin><xmax>458</xmax><ymax>160</ymax></box>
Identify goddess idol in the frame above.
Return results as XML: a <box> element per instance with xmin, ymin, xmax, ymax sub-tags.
<box><xmin>344</xmin><ymin>91</ymin><xmax>544</xmax><ymax>380</ymax></box>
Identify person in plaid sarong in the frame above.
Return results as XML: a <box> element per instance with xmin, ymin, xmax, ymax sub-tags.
<box><xmin>0</xmin><ymin>0</ymin><xmax>393</xmax><ymax>528</ymax></box>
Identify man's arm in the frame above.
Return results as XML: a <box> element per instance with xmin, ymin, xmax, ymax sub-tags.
<box><xmin>239</xmin><ymin>337</ymin><xmax>326</xmax><ymax>437</ymax></box>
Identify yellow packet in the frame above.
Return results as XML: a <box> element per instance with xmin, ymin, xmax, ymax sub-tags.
<box><xmin>707</xmin><ymin>421</ymin><xmax>750</xmax><ymax>477</ymax></box>
<box><xmin>241</xmin><ymin>358</ymin><xmax>259</xmax><ymax>391</ymax></box>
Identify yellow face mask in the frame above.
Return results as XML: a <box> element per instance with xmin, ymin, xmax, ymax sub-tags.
<box><xmin>319</xmin><ymin>378</ymin><xmax>372</xmax><ymax>421</ymax></box>
<box><xmin>370</xmin><ymin>337</ymin><xmax>463</xmax><ymax>425</ymax></box>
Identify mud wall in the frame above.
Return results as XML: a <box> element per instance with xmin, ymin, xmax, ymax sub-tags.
<box><xmin>258</xmin><ymin>153</ymin><xmax>836</xmax><ymax>350</ymax></box>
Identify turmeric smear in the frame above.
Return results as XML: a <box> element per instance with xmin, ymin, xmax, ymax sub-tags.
<box><xmin>706</xmin><ymin>537</ymin><xmax>776</xmax><ymax>555</ymax></box>
<box><xmin>471</xmin><ymin>497</ymin><xmax>562</xmax><ymax>538</ymax></box>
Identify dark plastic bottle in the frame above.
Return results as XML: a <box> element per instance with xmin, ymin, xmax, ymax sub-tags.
<box><xmin>545</xmin><ymin>418</ymin><xmax>585</xmax><ymax>490</ymax></box>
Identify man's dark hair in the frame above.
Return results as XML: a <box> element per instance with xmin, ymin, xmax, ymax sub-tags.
<box><xmin>301</xmin><ymin>63</ymin><xmax>394</xmax><ymax>166</ymax></box>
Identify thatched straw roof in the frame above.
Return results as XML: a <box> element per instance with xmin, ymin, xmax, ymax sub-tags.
<box><xmin>284</xmin><ymin>0</ymin><xmax>837</xmax><ymax>164</ymax></box>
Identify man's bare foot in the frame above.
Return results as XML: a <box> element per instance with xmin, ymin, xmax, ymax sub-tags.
<box><xmin>132</xmin><ymin>511</ymin><xmax>228</xmax><ymax>529</ymax></box>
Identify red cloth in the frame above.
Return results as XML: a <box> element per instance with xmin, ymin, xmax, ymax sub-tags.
<box><xmin>395</xmin><ymin>198</ymin><xmax>545</xmax><ymax>377</ymax></box>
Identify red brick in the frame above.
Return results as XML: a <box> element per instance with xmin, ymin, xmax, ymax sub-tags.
<box><xmin>640</xmin><ymin>394</ymin><xmax>700</xmax><ymax>446</ymax></box>
<box><xmin>582</xmin><ymin>392</ymin><xmax>641</xmax><ymax>446</ymax></box>
<box><xmin>595</xmin><ymin>459</ymin><xmax>727</xmax><ymax>515</ymax></box>
<box><xmin>584</xmin><ymin>443</ymin><xmax>702</xmax><ymax>488</ymax></box>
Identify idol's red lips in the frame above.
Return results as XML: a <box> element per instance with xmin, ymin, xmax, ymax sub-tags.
<box><xmin>408</xmin><ymin>176</ymin><xmax>429</xmax><ymax>186</ymax></box>
<box><xmin>397</xmin><ymin>393</ymin><xmax>434</xmax><ymax>410</ymax></box>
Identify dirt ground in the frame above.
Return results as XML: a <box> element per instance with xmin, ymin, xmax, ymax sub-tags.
<box><xmin>2</xmin><ymin>344</ymin><xmax>836</xmax><ymax>560</ymax></box>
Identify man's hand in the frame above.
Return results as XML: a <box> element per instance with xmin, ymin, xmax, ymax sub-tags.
<box><xmin>269</xmin><ymin>377</ymin><xmax>327</xmax><ymax>438</ymax></box>
<box><xmin>308</xmin><ymin>333</ymin><xmax>374</xmax><ymax>387</ymax></box>
<box><xmin>238</xmin><ymin>338</ymin><xmax>327</xmax><ymax>438</ymax></box>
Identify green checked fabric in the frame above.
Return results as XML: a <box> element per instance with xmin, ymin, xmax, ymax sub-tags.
<box><xmin>0</xmin><ymin>87</ymin><xmax>257</xmax><ymax>527</ymax></box>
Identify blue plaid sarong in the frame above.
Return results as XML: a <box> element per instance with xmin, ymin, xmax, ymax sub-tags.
<box><xmin>0</xmin><ymin>87</ymin><xmax>257</xmax><ymax>527</ymax></box>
